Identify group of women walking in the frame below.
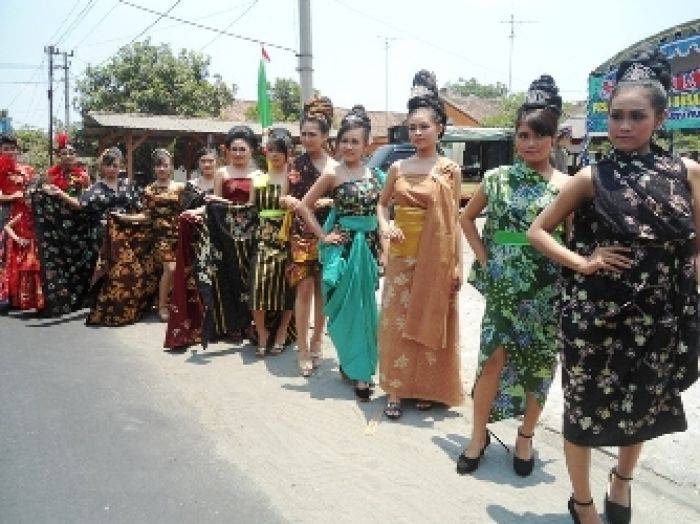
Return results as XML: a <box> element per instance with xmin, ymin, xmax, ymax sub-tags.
<box><xmin>1</xmin><ymin>52</ymin><xmax>698</xmax><ymax>523</ymax></box>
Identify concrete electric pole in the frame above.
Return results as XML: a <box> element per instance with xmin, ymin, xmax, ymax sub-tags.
<box><xmin>500</xmin><ymin>14</ymin><xmax>537</xmax><ymax>94</ymax></box>
<box><xmin>298</xmin><ymin>0</ymin><xmax>313</xmax><ymax>104</ymax></box>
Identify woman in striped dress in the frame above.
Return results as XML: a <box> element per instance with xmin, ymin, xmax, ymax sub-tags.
<box><xmin>249</xmin><ymin>129</ymin><xmax>295</xmax><ymax>355</ymax></box>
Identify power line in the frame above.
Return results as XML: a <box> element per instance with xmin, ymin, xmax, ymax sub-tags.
<box><xmin>331</xmin><ymin>0</ymin><xmax>503</xmax><ymax>78</ymax></box>
<box><xmin>73</xmin><ymin>2</ymin><xmax>255</xmax><ymax>50</ymax></box>
<box><xmin>199</xmin><ymin>0</ymin><xmax>259</xmax><ymax>51</ymax></box>
<box><xmin>117</xmin><ymin>0</ymin><xmax>296</xmax><ymax>53</ymax></box>
<box><xmin>47</xmin><ymin>0</ymin><xmax>83</xmax><ymax>43</ymax></box>
<box><xmin>56</xmin><ymin>0</ymin><xmax>98</xmax><ymax>46</ymax></box>
<box><xmin>128</xmin><ymin>0</ymin><xmax>182</xmax><ymax>45</ymax></box>
<box><xmin>0</xmin><ymin>63</ymin><xmax>43</xmax><ymax>70</ymax></box>
<box><xmin>72</xmin><ymin>0</ymin><xmax>121</xmax><ymax>49</ymax></box>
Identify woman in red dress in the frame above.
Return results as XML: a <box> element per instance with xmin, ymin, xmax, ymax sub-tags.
<box><xmin>0</xmin><ymin>139</ymin><xmax>41</xmax><ymax>311</ymax></box>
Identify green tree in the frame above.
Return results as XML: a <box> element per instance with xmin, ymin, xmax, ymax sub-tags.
<box><xmin>75</xmin><ymin>39</ymin><xmax>236</xmax><ymax>117</ymax></box>
<box><xmin>445</xmin><ymin>77</ymin><xmax>508</xmax><ymax>98</ymax></box>
<box><xmin>15</xmin><ymin>127</ymin><xmax>49</xmax><ymax>173</ymax></box>
<box><xmin>481</xmin><ymin>93</ymin><xmax>526</xmax><ymax>128</ymax></box>
<box><xmin>247</xmin><ymin>77</ymin><xmax>302</xmax><ymax>123</ymax></box>
<box><xmin>74</xmin><ymin>40</ymin><xmax>235</xmax><ymax>177</ymax></box>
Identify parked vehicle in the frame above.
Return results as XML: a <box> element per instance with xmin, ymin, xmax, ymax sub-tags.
<box><xmin>367</xmin><ymin>126</ymin><xmax>514</xmax><ymax>205</ymax></box>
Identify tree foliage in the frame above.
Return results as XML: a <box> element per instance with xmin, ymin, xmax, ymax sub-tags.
<box><xmin>481</xmin><ymin>93</ymin><xmax>526</xmax><ymax>128</ymax></box>
<box><xmin>445</xmin><ymin>77</ymin><xmax>508</xmax><ymax>98</ymax></box>
<box><xmin>247</xmin><ymin>77</ymin><xmax>302</xmax><ymax>122</ymax></box>
<box><xmin>75</xmin><ymin>40</ymin><xmax>236</xmax><ymax>117</ymax></box>
<box><xmin>15</xmin><ymin>127</ymin><xmax>50</xmax><ymax>173</ymax></box>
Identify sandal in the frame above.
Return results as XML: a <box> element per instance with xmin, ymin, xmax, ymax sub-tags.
<box><xmin>158</xmin><ymin>307</ymin><xmax>170</xmax><ymax>322</ymax></box>
<box><xmin>299</xmin><ymin>351</ymin><xmax>314</xmax><ymax>377</ymax></box>
<box><xmin>415</xmin><ymin>400</ymin><xmax>433</xmax><ymax>411</ymax></box>
<box><xmin>354</xmin><ymin>382</ymin><xmax>372</xmax><ymax>402</ymax></box>
<box><xmin>310</xmin><ymin>339</ymin><xmax>322</xmax><ymax>368</ymax></box>
<box><xmin>256</xmin><ymin>346</ymin><xmax>266</xmax><ymax>358</ymax></box>
<box><xmin>384</xmin><ymin>401</ymin><xmax>402</xmax><ymax>420</ymax></box>
<box><xmin>269</xmin><ymin>343</ymin><xmax>285</xmax><ymax>355</ymax></box>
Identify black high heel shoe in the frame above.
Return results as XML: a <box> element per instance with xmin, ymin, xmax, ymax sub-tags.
<box><xmin>567</xmin><ymin>496</ymin><xmax>594</xmax><ymax>524</ymax></box>
<box><xmin>513</xmin><ymin>426</ymin><xmax>534</xmax><ymax>477</ymax></box>
<box><xmin>456</xmin><ymin>432</ymin><xmax>491</xmax><ymax>474</ymax></box>
<box><xmin>605</xmin><ymin>467</ymin><xmax>632</xmax><ymax>524</ymax></box>
<box><xmin>456</xmin><ymin>429</ymin><xmax>509</xmax><ymax>475</ymax></box>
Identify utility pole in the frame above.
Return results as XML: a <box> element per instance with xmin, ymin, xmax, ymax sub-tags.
<box><xmin>500</xmin><ymin>14</ymin><xmax>537</xmax><ymax>93</ymax></box>
<box><xmin>297</xmin><ymin>0</ymin><xmax>313</xmax><ymax>104</ymax></box>
<box><xmin>62</xmin><ymin>50</ymin><xmax>74</xmax><ymax>129</ymax></box>
<box><xmin>45</xmin><ymin>45</ymin><xmax>60</xmax><ymax>165</ymax></box>
<box><xmin>381</xmin><ymin>36</ymin><xmax>398</xmax><ymax>134</ymax></box>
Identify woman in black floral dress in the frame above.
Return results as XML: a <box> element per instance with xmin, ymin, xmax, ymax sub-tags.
<box><xmin>529</xmin><ymin>51</ymin><xmax>699</xmax><ymax>524</ymax></box>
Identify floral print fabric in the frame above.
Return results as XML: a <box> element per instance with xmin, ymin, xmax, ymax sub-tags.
<box><xmin>560</xmin><ymin>150</ymin><xmax>698</xmax><ymax>446</ymax></box>
<box><xmin>468</xmin><ymin>162</ymin><xmax>564</xmax><ymax>422</ymax></box>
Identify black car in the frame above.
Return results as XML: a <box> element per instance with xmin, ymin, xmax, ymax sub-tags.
<box><xmin>366</xmin><ymin>143</ymin><xmax>416</xmax><ymax>173</ymax></box>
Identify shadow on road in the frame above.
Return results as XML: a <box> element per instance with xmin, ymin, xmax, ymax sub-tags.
<box><xmin>487</xmin><ymin>504</ymin><xmax>572</xmax><ymax>523</ymax></box>
<box><xmin>432</xmin><ymin>433</ymin><xmax>557</xmax><ymax>488</ymax></box>
<box><xmin>24</xmin><ymin>310</ymin><xmax>89</xmax><ymax>327</ymax></box>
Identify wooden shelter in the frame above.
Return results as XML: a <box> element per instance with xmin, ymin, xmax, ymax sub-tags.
<box><xmin>82</xmin><ymin>111</ymin><xmax>299</xmax><ymax>179</ymax></box>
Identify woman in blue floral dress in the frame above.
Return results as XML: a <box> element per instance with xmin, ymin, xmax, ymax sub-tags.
<box><xmin>458</xmin><ymin>76</ymin><xmax>570</xmax><ymax>477</ymax></box>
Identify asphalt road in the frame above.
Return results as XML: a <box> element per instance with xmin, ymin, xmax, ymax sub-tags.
<box><xmin>0</xmin><ymin>311</ymin><xmax>284</xmax><ymax>524</ymax></box>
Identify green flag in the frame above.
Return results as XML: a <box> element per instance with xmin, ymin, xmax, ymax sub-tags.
<box><xmin>257</xmin><ymin>51</ymin><xmax>272</xmax><ymax>129</ymax></box>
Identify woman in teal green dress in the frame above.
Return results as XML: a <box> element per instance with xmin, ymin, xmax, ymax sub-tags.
<box><xmin>294</xmin><ymin>106</ymin><xmax>385</xmax><ymax>399</ymax></box>
<box><xmin>457</xmin><ymin>76</ymin><xmax>571</xmax><ymax>476</ymax></box>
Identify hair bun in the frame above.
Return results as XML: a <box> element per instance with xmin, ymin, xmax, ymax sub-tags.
<box><xmin>410</xmin><ymin>69</ymin><xmax>438</xmax><ymax>98</ymax></box>
<box><xmin>522</xmin><ymin>74</ymin><xmax>562</xmax><ymax>116</ymax></box>
<box><xmin>341</xmin><ymin>104</ymin><xmax>371</xmax><ymax>133</ymax></box>
<box><xmin>303</xmin><ymin>96</ymin><xmax>333</xmax><ymax>128</ymax></box>
<box><xmin>616</xmin><ymin>47</ymin><xmax>671</xmax><ymax>91</ymax></box>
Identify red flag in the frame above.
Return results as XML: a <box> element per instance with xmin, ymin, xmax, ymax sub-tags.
<box><xmin>261</xmin><ymin>46</ymin><xmax>270</xmax><ymax>62</ymax></box>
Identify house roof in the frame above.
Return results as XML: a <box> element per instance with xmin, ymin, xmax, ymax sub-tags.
<box><xmin>438</xmin><ymin>92</ymin><xmax>503</xmax><ymax>125</ymax></box>
<box><xmin>82</xmin><ymin>111</ymin><xmax>299</xmax><ymax>137</ymax></box>
<box><xmin>559</xmin><ymin>115</ymin><xmax>587</xmax><ymax>140</ymax></box>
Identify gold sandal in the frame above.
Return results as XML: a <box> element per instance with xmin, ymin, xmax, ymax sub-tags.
<box><xmin>299</xmin><ymin>350</ymin><xmax>314</xmax><ymax>377</ymax></box>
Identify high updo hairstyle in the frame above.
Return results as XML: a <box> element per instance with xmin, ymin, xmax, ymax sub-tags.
<box><xmin>301</xmin><ymin>96</ymin><xmax>333</xmax><ymax>135</ymax></box>
<box><xmin>99</xmin><ymin>147</ymin><xmax>123</xmax><ymax>167</ymax></box>
<box><xmin>407</xmin><ymin>69</ymin><xmax>448</xmax><ymax>138</ymax></box>
<box><xmin>266</xmin><ymin>127</ymin><xmax>294</xmax><ymax>158</ymax></box>
<box><xmin>611</xmin><ymin>47</ymin><xmax>671</xmax><ymax>117</ymax></box>
<box><xmin>515</xmin><ymin>74</ymin><xmax>562</xmax><ymax>138</ymax></box>
<box><xmin>195</xmin><ymin>146</ymin><xmax>218</xmax><ymax>163</ymax></box>
<box><xmin>225</xmin><ymin>125</ymin><xmax>258</xmax><ymax>151</ymax></box>
<box><xmin>337</xmin><ymin>105</ymin><xmax>372</xmax><ymax>143</ymax></box>
<box><xmin>152</xmin><ymin>148</ymin><xmax>172</xmax><ymax>168</ymax></box>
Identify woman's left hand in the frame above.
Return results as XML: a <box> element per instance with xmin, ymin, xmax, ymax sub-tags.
<box><xmin>322</xmin><ymin>231</ymin><xmax>347</xmax><ymax>245</ymax></box>
<box><xmin>314</xmin><ymin>197</ymin><xmax>333</xmax><ymax>209</ymax></box>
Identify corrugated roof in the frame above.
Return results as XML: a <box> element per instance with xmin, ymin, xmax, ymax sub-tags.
<box><xmin>83</xmin><ymin>111</ymin><xmax>299</xmax><ymax>136</ymax></box>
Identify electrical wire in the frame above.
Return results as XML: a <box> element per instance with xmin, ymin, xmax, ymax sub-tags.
<box><xmin>117</xmin><ymin>0</ymin><xmax>296</xmax><ymax>53</ymax></box>
<box><xmin>199</xmin><ymin>0</ymin><xmax>259</xmax><ymax>51</ymax></box>
<box><xmin>56</xmin><ymin>0</ymin><xmax>98</xmax><ymax>46</ymax></box>
<box><xmin>331</xmin><ymin>0</ymin><xmax>506</xmax><ymax>78</ymax></box>
<box><xmin>72</xmin><ymin>0</ymin><xmax>121</xmax><ymax>49</ymax></box>
<box><xmin>128</xmin><ymin>0</ymin><xmax>181</xmax><ymax>45</ymax></box>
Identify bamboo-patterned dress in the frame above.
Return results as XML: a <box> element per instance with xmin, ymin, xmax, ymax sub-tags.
<box><xmin>249</xmin><ymin>173</ymin><xmax>293</xmax><ymax>311</ymax></box>
<box><xmin>319</xmin><ymin>169</ymin><xmax>385</xmax><ymax>382</ymax></box>
<box><xmin>560</xmin><ymin>150</ymin><xmax>698</xmax><ymax>446</ymax></box>
<box><xmin>469</xmin><ymin>162</ymin><xmax>564</xmax><ymax>422</ymax></box>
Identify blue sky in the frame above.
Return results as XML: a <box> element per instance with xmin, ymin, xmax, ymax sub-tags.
<box><xmin>1</xmin><ymin>0</ymin><xmax>697</xmax><ymax>130</ymax></box>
